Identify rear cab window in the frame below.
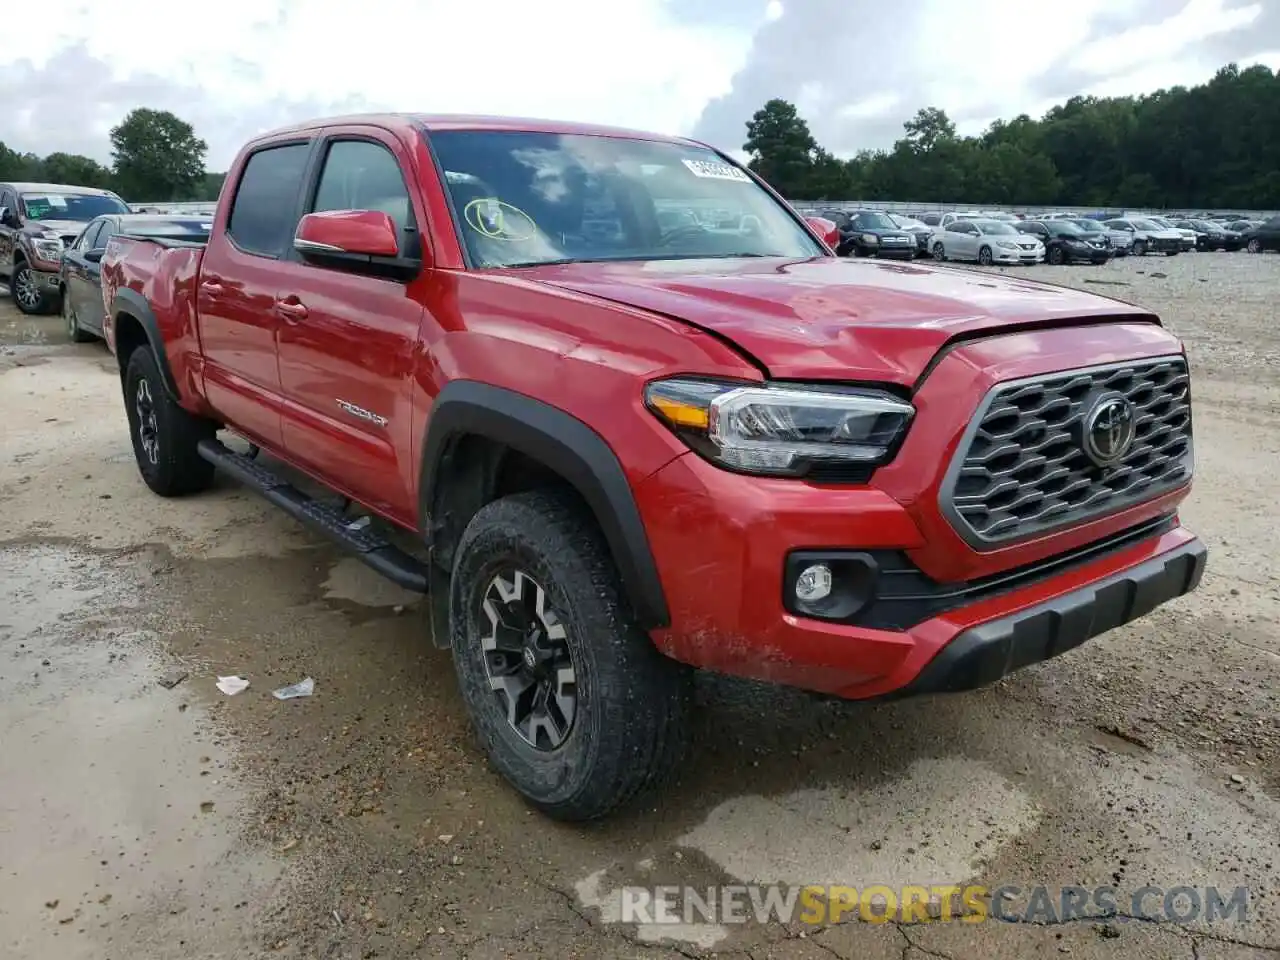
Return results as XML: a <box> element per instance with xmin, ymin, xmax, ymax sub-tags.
<box><xmin>226</xmin><ymin>142</ymin><xmax>312</xmax><ymax>257</ymax></box>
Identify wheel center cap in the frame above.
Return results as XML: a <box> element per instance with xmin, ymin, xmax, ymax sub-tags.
<box><xmin>522</xmin><ymin>646</ymin><xmax>538</xmax><ymax>671</ymax></box>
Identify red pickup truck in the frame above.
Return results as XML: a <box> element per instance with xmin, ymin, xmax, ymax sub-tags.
<box><xmin>100</xmin><ymin>114</ymin><xmax>1205</xmax><ymax>820</ymax></box>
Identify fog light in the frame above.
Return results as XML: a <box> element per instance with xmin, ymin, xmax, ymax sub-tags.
<box><xmin>795</xmin><ymin>564</ymin><xmax>833</xmax><ymax>602</ymax></box>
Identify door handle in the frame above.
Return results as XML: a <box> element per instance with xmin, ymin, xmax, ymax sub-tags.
<box><xmin>275</xmin><ymin>298</ymin><xmax>308</xmax><ymax>321</ymax></box>
<box><xmin>200</xmin><ymin>279</ymin><xmax>224</xmax><ymax>296</ymax></box>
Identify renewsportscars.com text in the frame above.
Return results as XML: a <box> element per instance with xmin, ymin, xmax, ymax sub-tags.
<box><xmin>618</xmin><ymin>884</ymin><xmax>1250</xmax><ymax>926</ymax></box>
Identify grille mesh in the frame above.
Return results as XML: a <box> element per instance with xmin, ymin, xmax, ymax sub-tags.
<box><xmin>942</xmin><ymin>357</ymin><xmax>1192</xmax><ymax>545</ymax></box>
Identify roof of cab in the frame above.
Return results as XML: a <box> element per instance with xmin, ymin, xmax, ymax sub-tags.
<box><xmin>3</xmin><ymin>181</ymin><xmax>122</xmax><ymax>196</ymax></box>
<box><xmin>247</xmin><ymin>112</ymin><xmax>701</xmax><ymax>148</ymax></box>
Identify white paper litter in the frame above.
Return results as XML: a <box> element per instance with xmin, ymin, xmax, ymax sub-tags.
<box><xmin>216</xmin><ymin>675</ymin><xmax>250</xmax><ymax>696</ymax></box>
<box><xmin>272</xmin><ymin>677</ymin><xmax>315</xmax><ymax>700</ymax></box>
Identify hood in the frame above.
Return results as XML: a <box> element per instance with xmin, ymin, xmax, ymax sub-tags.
<box><xmin>510</xmin><ymin>256</ymin><xmax>1157</xmax><ymax>385</ymax></box>
<box><xmin>1141</xmin><ymin>228</ymin><xmax>1183</xmax><ymax>240</ymax></box>
<box><xmin>22</xmin><ymin>219</ymin><xmax>85</xmax><ymax>243</ymax></box>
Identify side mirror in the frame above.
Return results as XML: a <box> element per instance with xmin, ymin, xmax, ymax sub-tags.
<box><xmin>83</xmin><ymin>249</ymin><xmax>104</xmax><ymax>264</ymax></box>
<box><xmin>295</xmin><ymin>209</ymin><xmax>401</xmax><ymax>258</ymax></box>
<box><xmin>805</xmin><ymin>216</ymin><xmax>841</xmax><ymax>250</ymax></box>
<box><xmin>0</xmin><ymin>206</ymin><xmax>16</xmax><ymax>228</ymax></box>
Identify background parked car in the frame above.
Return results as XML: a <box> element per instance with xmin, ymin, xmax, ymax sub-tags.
<box><xmin>1225</xmin><ymin>218</ymin><xmax>1261</xmax><ymax>234</ymax></box>
<box><xmin>1066</xmin><ymin>217</ymin><xmax>1129</xmax><ymax>256</ymax></box>
<box><xmin>60</xmin><ymin>213</ymin><xmax>213</xmax><ymax>342</ymax></box>
<box><xmin>1240</xmin><ymin>215</ymin><xmax>1280</xmax><ymax>253</ymax></box>
<box><xmin>0</xmin><ymin>181</ymin><xmax>131</xmax><ymax>314</ymax></box>
<box><xmin>1172</xmin><ymin>218</ymin><xmax>1241</xmax><ymax>251</ymax></box>
<box><xmin>932</xmin><ymin>218</ymin><xmax>1044</xmax><ymax>265</ymax></box>
<box><xmin>1103</xmin><ymin>217</ymin><xmax>1182</xmax><ymax>255</ymax></box>
<box><xmin>887</xmin><ymin>213</ymin><xmax>933</xmax><ymax>257</ymax></box>
<box><xmin>1014</xmin><ymin>220</ymin><xmax>1109</xmax><ymax>264</ymax></box>
<box><xmin>823</xmin><ymin>209</ymin><xmax>916</xmax><ymax>259</ymax></box>
<box><xmin>1147</xmin><ymin>216</ymin><xmax>1197</xmax><ymax>251</ymax></box>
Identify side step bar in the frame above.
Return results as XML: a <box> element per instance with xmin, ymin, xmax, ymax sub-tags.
<box><xmin>197</xmin><ymin>438</ymin><xmax>429</xmax><ymax>593</ymax></box>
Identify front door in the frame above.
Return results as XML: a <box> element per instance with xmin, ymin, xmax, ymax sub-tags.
<box><xmin>274</xmin><ymin>130</ymin><xmax>428</xmax><ymax>522</ymax></box>
<box><xmin>197</xmin><ymin>140</ymin><xmax>314</xmax><ymax>450</ymax></box>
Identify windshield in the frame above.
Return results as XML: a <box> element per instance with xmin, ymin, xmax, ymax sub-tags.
<box><xmin>21</xmin><ymin>192</ymin><xmax>130</xmax><ymax>222</ymax></box>
<box><xmin>974</xmin><ymin>219</ymin><xmax>1017</xmax><ymax>235</ymax></box>
<box><xmin>1132</xmin><ymin>219</ymin><xmax>1160</xmax><ymax>230</ymax></box>
<box><xmin>855</xmin><ymin>211</ymin><xmax>898</xmax><ymax>230</ymax></box>
<box><xmin>889</xmin><ymin>215</ymin><xmax>925</xmax><ymax>229</ymax></box>
<box><xmin>1149</xmin><ymin>217</ymin><xmax>1176</xmax><ymax>229</ymax></box>
<box><xmin>1070</xmin><ymin>219</ymin><xmax>1103</xmax><ymax>233</ymax></box>
<box><xmin>428</xmin><ymin>130</ymin><xmax>823</xmax><ymax>267</ymax></box>
<box><xmin>1052</xmin><ymin>221</ymin><xmax>1085</xmax><ymax>236</ymax></box>
<box><xmin>982</xmin><ymin>211</ymin><xmax>1017</xmax><ymax>221</ymax></box>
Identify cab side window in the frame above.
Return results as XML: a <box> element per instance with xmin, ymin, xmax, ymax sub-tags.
<box><xmin>95</xmin><ymin>220</ymin><xmax>117</xmax><ymax>249</ymax></box>
<box><xmin>310</xmin><ymin>140</ymin><xmax>415</xmax><ymax>251</ymax></box>
<box><xmin>226</xmin><ymin>142</ymin><xmax>312</xmax><ymax>257</ymax></box>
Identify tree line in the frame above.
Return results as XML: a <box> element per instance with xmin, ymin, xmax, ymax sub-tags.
<box><xmin>745</xmin><ymin>62</ymin><xmax>1280</xmax><ymax>209</ymax></box>
<box><xmin>4</xmin><ymin>62</ymin><xmax>1279</xmax><ymax>210</ymax></box>
<box><xmin>0</xmin><ymin>108</ymin><xmax>224</xmax><ymax>203</ymax></box>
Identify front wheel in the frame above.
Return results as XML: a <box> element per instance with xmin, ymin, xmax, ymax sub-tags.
<box><xmin>63</xmin><ymin>290</ymin><xmax>95</xmax><ymax>343</ymax></box>
<box><xmin>977</xmin><ymin>245</ymin><xmax>993</xmax><ymax>266</ymax></box>
<box><xmin>932</xmin><ymin>242</ymin><xmax>946</xmax><ymax>261</ymax></box>
<box><xmin>1132</xmin><ymin>240</ymin><xmax>1147</xmax><ymax>256</ymax></box>
<box><xmin>10</xmin><ymin>263</ymin><xmax>50</xmax><ymax>315</ymax></box>
<box><xmin>1247</xmin><ymin>238</ymin><xmax>1262</xmax><ymax>254</ymax></box>
<box><xmin>449</xmin><ymin>490</ymin><xmax>691</xmax><ymax>821</ymax></box>
<box><xmin>123</xmin><ymin>347</ymin><xmax>216</xmax><ymax>496</ymax></box>
<box><xmin>1047</xmin><ymin>246</ymin><xmax>1065</xmax><ymax>265</ymax></box>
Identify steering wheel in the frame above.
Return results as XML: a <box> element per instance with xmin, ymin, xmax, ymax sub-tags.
<box><xmin>656</xmin><ymin>224</ymin><xmax>708</xmax><ymax>247</ymax></box>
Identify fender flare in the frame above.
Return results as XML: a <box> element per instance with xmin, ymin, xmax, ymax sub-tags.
<box><xmin>110</xmin><ymin>288</ymin><xmax>181</xmax><ymax>401</ymax></box>
<box><xmin>419</xmin><ymin>381</ymin><xmax>670</xmax><ymax>629</ymax></box>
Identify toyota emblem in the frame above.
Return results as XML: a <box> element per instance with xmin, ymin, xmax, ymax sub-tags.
<box><xmin>1083</xmin><ymin>394</ymin><xmax>1137</xmax><ymax>467</ymax></box>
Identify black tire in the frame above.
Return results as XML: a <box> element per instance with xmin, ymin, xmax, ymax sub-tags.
<box><xmin>977</xmin><ymin>245</ymin><xmax>993</xmax><ymax>266</ymax></box>
<box><xmin>932</xmin><ymin>242</ymin><xmax>946</xmax><ymax>261</ymax></box>
<box><xmin>123</xmin><ymin>347</ymin><xmax>216</xmax><ymax>496</ymax></box>
<box><xmin>1047</xmin><ymin>246</ymin><xmax>1065</xmax><ymax>265</ymax></box>
<box><xmin>1247</xmin><ymin>238</ymin><xmax>1262</xmax><ymax>254</ymax></box>
<box><xmin>1132</xmin><ymin>240</ymin><xmax>1147</xmax><ymax>256</ymax></box>
<box><xmin>10</xmin><ymin>262</ymin><xmax>51</xmax><ymax>315</ymax></box>
<box><xmin>1167</xmin><ymin>249</ymin><xmax>1179</xmax><ymax>256</ymax></box>
<box><xmin>63</xmin><ymin>289</ymin><xmax>95</xmax><ymax>343</ymax></box>
<box><xmin>449</xmin><ymin>489</ymin><xmax>692</xmax><ymax>821</ymax></box>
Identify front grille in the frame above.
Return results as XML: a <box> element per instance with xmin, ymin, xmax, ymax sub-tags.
<box><xmin>941</xmin><ymin>357</ymin><xmax>1193</xmax><ymax>547</ymax></box>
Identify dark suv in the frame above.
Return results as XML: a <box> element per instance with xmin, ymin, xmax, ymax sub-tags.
<box><xmin>0</xmin><ymin>182</ymin><xmax>131</xmax><ymax>314</ymax></box>
<box><xmin>822</xmin><ymin>209</ymin><xmax>916</xmax><ymax>259</ymax></box>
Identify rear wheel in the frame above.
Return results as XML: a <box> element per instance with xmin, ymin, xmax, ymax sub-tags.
<box><xmin>449</xmin><ymin>490</ymin><xmax>691</xmax><ymax>821</ymax></box>
<box><xmin>977</xmin><ymin>245</ymin><xmax>993</xmax><ymax>266</ymax></box>
<box><xmin>1132</xmin><ymin>239</ymin><xmax>1147</xmax><ymax>256</ymax></box>
<box><xmin>932</xmin><ymin>242</ymin><xmax>946</xmax><ymax>261</ymax></box>
<box><xmin>1247</xmin><ymin>238</ymin><xmax>1262</xmax><ymax>254</ymax></box>
<box><xmin>123</xmin><ymin>347</ymin><xmax>216</xmax><ymax>496</ymax></box>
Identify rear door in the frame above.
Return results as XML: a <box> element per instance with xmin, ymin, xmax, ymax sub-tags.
<box><xmin>273</xmin><ymin>128</ymin><xmax>429</xmax><ymax>521</ymax></box>
<box><xmin>197</xmin><ymin>139</ymin><xmax>315</xmax><ymax>450</ymax></box>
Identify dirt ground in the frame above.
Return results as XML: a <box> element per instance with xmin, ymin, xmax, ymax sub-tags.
<box><xmin>1</xmin><ymin>251</ymin><xmax>1277</xmax><ymax>960</ymax></box>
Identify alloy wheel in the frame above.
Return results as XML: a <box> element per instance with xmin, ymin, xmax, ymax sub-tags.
<box><xmin>63</xmin><ymin>294</ymin><xmax>78</xmax><ymax>339</ymax></box>
<box><xmin>135</xmin><ymin>377</ymin><xmax>160</xmax><ymax>465</ymax></box>
<box><xmin>13</xmin><ymin>266</ymin><xmax>41</xmax><ymax>311</ymax></box>
<box><xmin>480</xmin><ymin>568</ymin><xmax>577</xmax><ymax>751</ymax></box>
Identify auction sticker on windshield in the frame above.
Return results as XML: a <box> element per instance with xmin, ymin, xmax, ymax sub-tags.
<box><xmin>682</xmin><ymin>159</ymin><xmax>751</xmax><ymax>182</ymax></box>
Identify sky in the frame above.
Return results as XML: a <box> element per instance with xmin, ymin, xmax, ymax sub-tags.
<box><xmin>1</xmin><ymin>0</ymin><xmax>1278</xmax><ymax>172</ymax></box>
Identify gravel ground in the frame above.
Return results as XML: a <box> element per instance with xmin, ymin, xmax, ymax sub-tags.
<box><xmin>0</xmin><ymin>251</ymin><xmax>1277</xmax><ymax>960</ymax></box>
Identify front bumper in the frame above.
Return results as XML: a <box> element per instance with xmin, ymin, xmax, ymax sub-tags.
<box><xmin>992</xmin><ymin>246</ymin><xmax>1041</xmax><ymax>264</ymax></box>
<box><xmin>892</xmin><ymin>536</ymin><xmax>1205</xmax><ymax>695</ymax></box>
<box><xmin>636</xmin><ymin>449</ymin><xmax>1203</xmax><ymax>701</ymax></box>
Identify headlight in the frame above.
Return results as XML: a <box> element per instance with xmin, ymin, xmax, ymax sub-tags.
<box><xmin>33</xmin><ymin>239</ymin><xmax>63</xmax><ymax>262</ymax></box>
<box><xmin>997</xmin><ymin>241</ymin><xmax>1017</xmax><ymax>250</ymax></box>
<box><xmin>644</xmin><ymin>377</ymin><xmax>915</xmax><ymax>478</ymax></box>
<box><xmin>861</xmin><ymin>233</ymin><xmax>878</xmax><ymax>244</ymax></box>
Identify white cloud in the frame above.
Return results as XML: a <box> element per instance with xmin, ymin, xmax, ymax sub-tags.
<box><xmin>1</xmin><ymin>0</ymin><xmax>1277</xmax><ymax>173</ymax></box>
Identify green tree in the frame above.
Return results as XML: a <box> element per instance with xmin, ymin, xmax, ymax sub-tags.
<box><xmin>40</xmin><ymin>152</ymin><xmax>115</xmax><ymax>188</ymax></box>
<box><xmin>0</xmin><ymin>142</ymin><xmax>47</xmax><ymax>181</ymax></box>
<box><xmin>110</xmin><ymin>108</ymin><xmax>208</xmax><ymax>202</ymax></box>
<box><xmin>743</xmin><ymin>99</ymin><xmax>818</xmax><ymax>199</ymax></box>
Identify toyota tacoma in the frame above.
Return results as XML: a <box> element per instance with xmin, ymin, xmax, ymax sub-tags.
<box><xmin>99</xmin><ymin>114</ymin><xmax>1206</xmax><ymax>820</ymax></box>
